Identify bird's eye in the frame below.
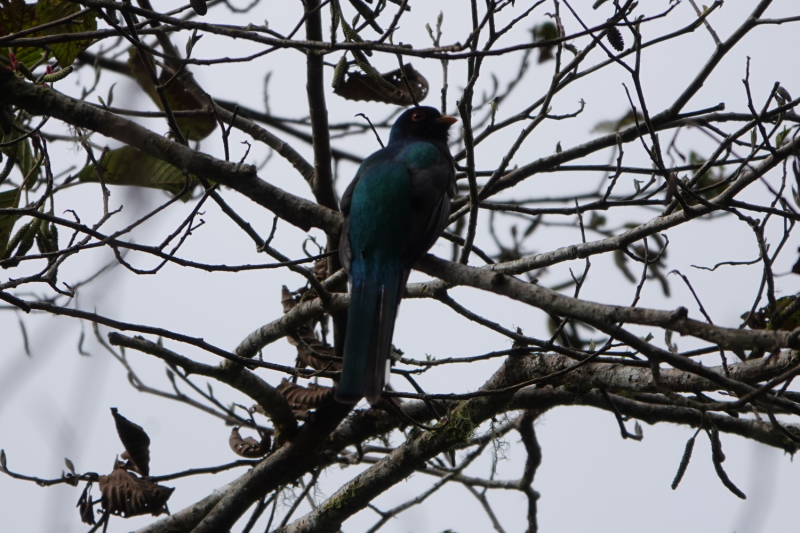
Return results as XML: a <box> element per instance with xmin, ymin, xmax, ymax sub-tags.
<box><xmin>411</xmin><ymin>110</ymin><xmax>426</xmax><ymax>122</ymax></box>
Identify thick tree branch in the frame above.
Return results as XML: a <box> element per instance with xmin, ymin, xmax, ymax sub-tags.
<box><xmin>417</xmin><ymin>255</ymin><xmax>800</xmax><ymax>364</ymax></box>
<box><xmin>304</xmin><ymin>0</ymin><xmax>338</xmax><ymax>213</ymax></box>
<box><xmin>275</xmin><ymin>359</ymin><xmax>522</xmax><ymax>533</ymax></box>
<box><xmin>0</xmin><ymin>69</ymin><xmax>340</xmax><ymax>233</ymax></box>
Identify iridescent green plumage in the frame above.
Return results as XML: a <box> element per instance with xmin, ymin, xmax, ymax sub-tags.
<box><xmin>337</xmin><ymin>106</ymin><xmax>456</xmax><ymax>404</ymax></box>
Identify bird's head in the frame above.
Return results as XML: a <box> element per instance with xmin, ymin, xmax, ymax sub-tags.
<box><xmin>388</xmin><ymin>106</ymin><xmax>457</xmax><ymax>145</ymax></box>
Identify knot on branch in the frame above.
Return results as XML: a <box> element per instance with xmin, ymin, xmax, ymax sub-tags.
<box><xmin>668</xmin><ymin>306</ymin><xmax>689</xmax><ymax>325</ymax></box>
<box><xmin>491</xmin><ymin>273</ymin><xmax>507</xmax><ymax>287</ymax></box>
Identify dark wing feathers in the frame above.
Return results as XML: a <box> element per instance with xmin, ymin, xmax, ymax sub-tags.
<box><xmin>340</xmin><ymin>141</ymin><xmax>454</xmax><ymax>273</ymax></box>
<box><xmin>401</xmin><ymin>152</ymin><xmax>455</xmax><ymax>266</ymax></box>
<box><xmin>337</xmin><ymin>137</ymin><xmax>454</xmax><ymax>405</ymax></box>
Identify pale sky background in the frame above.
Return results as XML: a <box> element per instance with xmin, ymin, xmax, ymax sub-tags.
<box><xmin>2</xmin><ymin>1</ymin><xmax>800</xmax><ymax>532</ymax></box>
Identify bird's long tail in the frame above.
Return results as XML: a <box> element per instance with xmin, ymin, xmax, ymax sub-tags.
<box><xmin>336</xmin><ymin>271</ymin><xmax>404</xmax><ymax>404</ymax></box>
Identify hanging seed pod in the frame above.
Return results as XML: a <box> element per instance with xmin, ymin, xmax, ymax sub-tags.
<box><xmin>3</xmin><ymin>218</ymin><xmax>40</xmax><ymax>267</ymax></box>
<box><xmin>671</xmin><ymin>432</ymin><xmax>697</xmax><ymax>490</ymax></box>
<box><xmin>354</xmin><ymin>57</ymin><xmax>399</xmax><ymax>94</ymax></box>
<box><xmin>0</xmin><ymin>152</ymin><xmax>16</xmax><ymax>184</ymax></box>
<box><xmin>340</xmin><ymin>7</ymin><xmax>372</xmax><ymax>57</ymax></box>
<box><xmin>15</xmin><ymin>218</ymin><xmax>41</xmax><ymax>256</ymax></box>
<box><xmin>49</xmin><ymin>222</ymin><xmax>59</xmax><ymax>252</ymax></box>
<box><xmin>190</xmin><ymin>0</ymin><xmax>208</xmax><ymax>15</ymax></box>
<box><xmin>3</xmin><ymin>220</ymin><xmax>31</xmax><ymax>261</ymax></box>
<box><xmin>35</xmin><ymin>230</ymin><xmax>49</xmax><ymax>255</ymax></box>
<box><xmin>332</xmin><ymin>54</ymin><xmax>349</xmax><ymax>89</ymax></box>
<box><xmin>41</xmin><ymin>66</ymin><xmax>73</xmax><ymax>84</ymax></box>
<box><xmin>15</xmin><ymin>62</ymin><xmax>37</xmax><ymax>82</ymax></box>
<box><xmin>35</xmin><ymin>221</ymin><xmax>57</xmax><ymax>255</ymax></box>
<box><xmin>607</xmin><ymin>26</ymin><xmax>624</xmax><ymax>51</ymax></box>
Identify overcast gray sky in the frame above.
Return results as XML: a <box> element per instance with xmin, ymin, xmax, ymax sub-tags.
<box><xmin>2</xmin><ymin>1</ymin><xmax>800</xmax><ymax>532</ymax></box>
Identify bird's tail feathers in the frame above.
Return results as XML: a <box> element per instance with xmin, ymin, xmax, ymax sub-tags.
<box><xmin>336</xmin><ymin>277</ymin><xmax>379</xmax><ymax>404</ymax></box>
<box><xmin>364</xmin><ymin>277</ymin><xmax>403</xmax><ymax>404</ymax></box>
<box><xmin>336</xmin><ymin>271</ymin><xmax>406</xmax><ymax>405</ymax></box>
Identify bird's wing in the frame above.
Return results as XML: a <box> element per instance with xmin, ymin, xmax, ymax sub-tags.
<box><xmin>401</xmin><ymin>143</ymin><xmax>455</xmax><ymax>266</ymax></box>
<box><xmin>338</xmin><ymin>147</ymin><xmax>400</xmax><ymax>273</ymax></box>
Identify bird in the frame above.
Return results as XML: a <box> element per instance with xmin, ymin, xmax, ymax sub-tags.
<box><xmin>336</xmin><ymin>106</ymin><xmax>457</xmax><ymax>404</ymax></box>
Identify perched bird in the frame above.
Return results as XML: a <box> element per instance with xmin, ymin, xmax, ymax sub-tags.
<box><xmin>336</xmin><ymin>106</ymin><xmax>457</xmax><ymax>404</ymax></box>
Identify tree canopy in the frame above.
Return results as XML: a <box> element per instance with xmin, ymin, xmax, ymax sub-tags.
<box><xmin>2</xmin><ymin>0</ymin><xmax>800</xmax><ymax>532</ymax></box>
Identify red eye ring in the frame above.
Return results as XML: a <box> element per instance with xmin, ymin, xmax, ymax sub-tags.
<box><xmin>411</xmin><ymin>110</ymin><xmax>426</xmax><ymax>122</ymax></box>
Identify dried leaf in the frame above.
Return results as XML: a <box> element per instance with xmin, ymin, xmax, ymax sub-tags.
<box><xmin>277</xmin><ymin>379</ymin><xmax>334</xmax><ymax>412</ymax></box>
<box><xmin>128</xmin><ymin>49</ymin><xmax>216</xmax><ymax>140</ymax></box>
<box><xmin>281</xmin><ymin>285</ymin><xmax>297</xmax><ymax>314</ymax></box>
<box><xmin>281</xmin><ymin>286</ymin><xmax>341</xmax><ymax>371</ymax></box>
<box><xmin>65</xmin><ymin>457</ymin><xmax>75</xmax><ymax>475</ymax></box>
<box><xmin>334</xmin><ymin>63</ymin><xmax>428</xmax><ymax>106</ymax></box>
<box><xmin>77</xmin><ymin>482</ymin><xmax>95</xmax><ymax>525</ymax></box>
<box><xmin>229</xmin><ymin>427</ymin><xmax>270</xmax><ymax>458</ymax></box>
<box><xmin>311</xmin><ymin>257</ymin><xmax>328</xmax><ymax>281</ymax></box>
<box><xmin>294</xmin><ymin>336</ymin><xmax>341</xmax><ymax>371</ymax></box>
<box><xmin>98</xmin><ymin>463</ymin><xmax>174</xmax><ymax>518</ymax></box>
<box><xmin>110</xmin><ymin>408</ymin><xmax>151</xmax><ymax>477</ymax></box>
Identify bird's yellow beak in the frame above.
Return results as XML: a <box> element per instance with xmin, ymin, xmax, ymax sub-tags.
<box><xmin>436</xmin><ymin>115</ymin><xmax>458</xmax><ymax>127</ymax></box>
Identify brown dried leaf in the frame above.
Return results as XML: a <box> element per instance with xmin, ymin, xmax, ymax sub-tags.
<box><xmin>229</xmin><ymin>427</ymin><xmax>270</xmax><ymax>458</ymax></box>
<box><xmin>281</xmin><ymin>285</ymin><xmax>297</xmax><ymax>314</ymax></box>
<box><xmin>334</xmin><ymin>63</ymin><xmax>428</xmax><ymax>106</ymax></box>
<box><xmin>311</xmin><ymin>257</ymin><xmax>328</xmax><ymax>281</ymax></box>
<box><xmin>281</xmin><ymin>286</ymin><xmax>341</xmax><ymax>371</ymax></box>
<box><xmin>98</xmin><ymin>463</ymin><xmax>174</xmax><ymax>518</ymax></box>
<box><xmin>128</xmin><ymin>50</ymin><xmax>216</xmax><ymax>140</ymax></box>
<box><xmin>294</xmin><ymin>336</ymin><xmax>342</xmax><ymax>371</ymax></box>
<box><xmin>111</xmin><ymin>408</ymin><xmax>150</xmax><ymax>477</ymax></box>
<box><xmin>277</xmin><ymin>379</ymin><xmax>334</xmax><ymax>411</ymax></box>
<box><xmin>77</xmin><ymin>482</ymin><xmax>95</xmax><ymax>525</ymax></box>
